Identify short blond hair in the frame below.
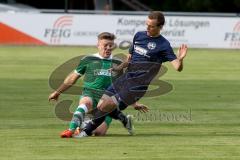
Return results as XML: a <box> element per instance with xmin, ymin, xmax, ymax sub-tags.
<box><xmin>98</xmin><ymin>32</ymin><xmax>116</xmax><ymax>40</ymax></box>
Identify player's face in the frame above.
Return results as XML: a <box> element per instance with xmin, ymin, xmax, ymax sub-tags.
<box><xmin>97</xmin><ymin>39</ymin><xmax>115</xmax><ymax>58</ymax></box>
<box><xmin>146</xmin><ymin>18</ymin><xmax>161</xmax><ymax>37</ymax></box>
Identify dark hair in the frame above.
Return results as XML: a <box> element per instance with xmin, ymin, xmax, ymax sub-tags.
<box><xmin>148</xmin><ymin>11</ymin><xmax>165</xmax><ymax>26</ymax></box>
<box><xmin>98</xmin><ymin>32</ymin><xmax>116</xmax><ymax>40</ymax></box>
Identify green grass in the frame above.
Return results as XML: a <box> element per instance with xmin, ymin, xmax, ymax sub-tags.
<box><xmin>0</xmin><ymin>46</ymin><xmax>240</xmax><ymax>160</ymax></box>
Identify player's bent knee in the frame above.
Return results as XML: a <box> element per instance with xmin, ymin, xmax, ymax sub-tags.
<box><xmin>93</xmin><ymin>123</ymin><xmax>108</xmax><ymax>136</ymax></box>
<box><xmin>97</xmin><ymin>96</ymin><xmax>116</xmax><ymax>112</ymax></box>
<box><xmin>97</xmin><ymin>102</ymin><xmax>109</xmax><ymax>112</ymax></box>
<box><xmin>94</xmin><ymin>130</ymin><xmax>107</xmax><ymax>136</ymax></box>
<box><xmin>79</xmin><ymin>96</ymin><xmax>93</xmax><ymax>109</ymax></box>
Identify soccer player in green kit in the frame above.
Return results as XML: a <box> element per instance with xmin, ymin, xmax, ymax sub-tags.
<box><xmin>48</xmin><ymin>32</ymin><xmax>148</xmax><ymax>138</ymax></box>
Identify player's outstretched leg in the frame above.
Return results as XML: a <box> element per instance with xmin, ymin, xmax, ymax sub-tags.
<box><xmin>107</xmin><ymin>102</ymin><xmax>134</xmax><ymax>135</ymax></box>
<box><xmin>108</xmin><ymin>108</ymin><xmax>134</xmax><ymax>135</ymax></box>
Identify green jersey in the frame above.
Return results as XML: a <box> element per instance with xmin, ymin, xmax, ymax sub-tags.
<box><xmin>75</xmin><ymin>53</ymin><xmax>122</xmax><ymax>92</ymax></box>
<box><xmin>74</xmin><ymin>53</ymin><xmax>122</xmax><ymax>127</ymax></box>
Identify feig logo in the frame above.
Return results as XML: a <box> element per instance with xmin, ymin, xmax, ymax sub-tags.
<box><xmin>44</xmin><ymin>16</ymin><xmax>73</xmax><ymax>44</ymax></box>
<box><xmin>224</xmin><ymin>21</ymin><xmax>240</xmax><ymax>48</ymax></box>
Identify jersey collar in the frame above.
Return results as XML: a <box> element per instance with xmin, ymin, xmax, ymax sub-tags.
<box><xmin>94</xmin><ymin>53</ymin><xmax>112</xmax><ymax>60</ymax></box>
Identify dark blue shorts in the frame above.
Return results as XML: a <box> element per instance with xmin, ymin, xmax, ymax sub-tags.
<box><xmin>104</xmin><ymin>76</ymin><xmax>148</xmax><ymax>107</ymax></box>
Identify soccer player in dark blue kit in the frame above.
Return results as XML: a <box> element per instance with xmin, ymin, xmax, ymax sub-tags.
<box><xmin>77</xmin><ymin>11</ymin><xmax>188</xmax><ymax>137</ymax></box>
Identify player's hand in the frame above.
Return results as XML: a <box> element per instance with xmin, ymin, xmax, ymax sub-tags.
<box><xmin>178</xmin><ymin>44</ymin><xmax>188</xmax><ymax>60</ymax></box>
<box><xmin>48</xmin><ymin>91</ymin><xmax>60</xmax><ymax>102</ymax></box>
<box><xmin>133</xmin><ymin>103</ymin><xmax>149</xmax><ymax>113</ymax></box>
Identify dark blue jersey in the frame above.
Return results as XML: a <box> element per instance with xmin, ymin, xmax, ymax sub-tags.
<box><xmin>129</xmin><ymin>31</ymin><xmax>176</xmax><ymax>63</ymax></box>
<box><xmin>126</xmin><ymin>31</ymin><xmax>177</xmax><ymax>85</ymax></box>
<box><xmin>106</xmin><ymin>31</ymin><xmax>177</xmax><ymax>105</ymax></box>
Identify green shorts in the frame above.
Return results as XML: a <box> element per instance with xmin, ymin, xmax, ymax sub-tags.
<box><xmin>80</xmin><ymin>88</ymin><xmax>112</xmax><ymax>127</ymax></box>
<box><xmin>79</xmin><ymin>88</ymin><xmax>103</xmax><ymax>109</ymax></box>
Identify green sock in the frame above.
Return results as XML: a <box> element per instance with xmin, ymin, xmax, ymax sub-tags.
<box><xmin>69</xmin><ymin>107</ymin><xmax>85</xmax><ymax>131</ymax></box>
<box><xmin>104</xmin><ymin>116</ymin><xmax>112</xmax><ymax>127</ymax></box>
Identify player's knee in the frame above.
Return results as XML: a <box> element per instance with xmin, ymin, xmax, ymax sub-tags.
<box><xmin>93</xmin><ymin>123</ymin><xmax>108</xmax><ymax>136</ymax></box>
<box><xmin>97</xmin><ymin>97</ymin><xmax>116</xmax><ymax>112</ymax></box>
<box><xmin>79</xmin><ymin>96</ymin><xmax>93</xmax><ymax>109</ymax></box>
<box><xmin>94</xmin><ymin>130</ymin><xmax>107</xmax><ymax>136</ymax></box>
<box><xmin>97</xmin><ymin>101</ymin><xmax>108</xmax><ymax>112</ymax></box>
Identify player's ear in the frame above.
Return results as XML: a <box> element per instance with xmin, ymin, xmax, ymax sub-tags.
<box><xmin>159</xmin><ymin>25</ymin><xmax>163</xmax><ymax>30</ymax></box>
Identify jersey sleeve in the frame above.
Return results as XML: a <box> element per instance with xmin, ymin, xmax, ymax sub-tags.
<box><xmin>162</xmin><ymin>43</ymin><xmax>177</xmax><ymax>62</ymax></box>
<box><xmin>128</xmin><ymin>32</ymin><xmax>138</xmax><ymax>54</ymax></box>
<box><xmin>74</xmin><ymin>57</ymin><xmax>88</xmax><ymax>75</ymax></box>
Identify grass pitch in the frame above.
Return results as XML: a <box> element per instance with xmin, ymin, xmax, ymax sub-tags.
<box><xmin>0</xmin><ymin>46</ymin><xmax>240</xmax><ymax>160</ymax></box>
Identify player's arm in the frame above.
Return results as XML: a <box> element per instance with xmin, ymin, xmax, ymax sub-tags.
<box><xmin>112</xmin><ymin>54</ymin><xmax>131</xmax><ymax>72</ymax></box>
<box><xmin>170</xmin><ymin>44</ymin><xmax>188</xmax><ymax>72</ymax></box>
<box><xmin>48</xmin><ymin>72</ymin><xmax>80</xmax><ymax>101</ymax></box>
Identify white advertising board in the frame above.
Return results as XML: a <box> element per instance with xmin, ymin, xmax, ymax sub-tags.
<box><xmin>0</xmin><ymin>13</ymin><xmax>239</xmax><ymax>48</ymax></box>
